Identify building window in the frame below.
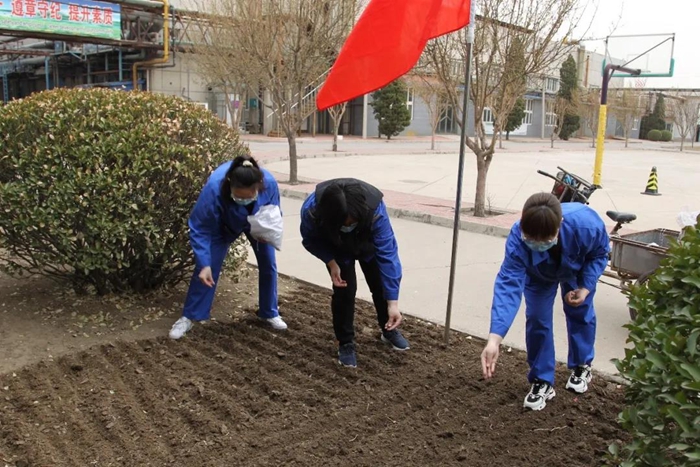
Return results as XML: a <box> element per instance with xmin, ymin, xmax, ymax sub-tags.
<box><xmin>523</xmin><ymin>99</ymin><xmax>533</xmax><ymax>125</ymax></box>
<box><xmin>665</xmin><ymin>122</ymin><xmax>673</xmax><ymax>132</ymax></box>
<box><xmin>545</xmin><ymin>100</ymin><xmax>557</xmax><ymax>126</ymax></box>
<box><xmin>632</xmin><ymin>118</ymin><xmax>639</xmax><ymax>130</ymax></box>
<box><xmin>406</xmin><ymin>88</ymin><xmax>414</xmax><ymax>120</ymax></box>
<box><xmin>546</xmin><ymin>77</ymin><xmax>559</xmax><ymax>93</ymax></box>
<box><xmin>483</xmin><ymin>107</ymin><xmax>494</xmax><ymax>124</ymax></box>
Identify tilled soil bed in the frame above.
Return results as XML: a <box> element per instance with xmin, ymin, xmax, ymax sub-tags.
<box><xmin>0</xmin><ymin>284</ymin><xmax>627</xmax><ymax>467</ymax></box>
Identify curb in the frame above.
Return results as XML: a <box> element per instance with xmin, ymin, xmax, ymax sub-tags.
<box><xmin>280</xmin><ymin>187</ymin><xmax>512</xmax><ymax>238</ymax></box>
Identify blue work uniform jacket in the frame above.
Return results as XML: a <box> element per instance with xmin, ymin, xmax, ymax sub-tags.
<box><xmin>299</xmin><ymin>189</ymin><xmax>402</xmax><ymax>301</ymax></box>
<box><xmin>489</xmin><ymin>203</ymin><xmax>610</xmax><ymax>337</ymax></box>
<box><xmin>188</xmin><ymin>162</ymin><xmax>280</xmax><ymax>269</ymax></box>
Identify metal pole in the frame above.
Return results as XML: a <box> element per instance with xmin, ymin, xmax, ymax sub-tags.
<box><xmin>118</xmin><ymin>49</ymin><xmax>123</xmax><ymax>82</ymax></box>
<box><xmin>45</xmin><ymin>56</ymin><xmax>50</xmax><ymax>90</ymax></box>
<box><xmin>541</xmin><ymin>75</ymin><xmax>546</xmax><ymax>139</ymax></box>
<box><xmin>444</xmin><ymin>4</ymin><xmax>475</xmax><ymax>344</ymax></box>
<box><xmin>592</xmin><ymin>64</ymin><xmax>641</xmax><ymax>186</ymax></box>
<box><xmin>1</xmin><ymin>66</ymin><xmax>8</xmax><ymax>103</ymax></box>
<box><xmin>362</xmin><ymin>93</ymin><xmax>368</xmax><ymax>139</ymax></box>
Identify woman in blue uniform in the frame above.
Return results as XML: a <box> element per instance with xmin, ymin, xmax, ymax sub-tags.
<box><xmin>169</xmin><ymin>155</ymin><xmax>287</xmax><ymax>339</ymax></box>
<box><xmin>481</xmin><ymin>193</ymin><xmax>609</xmax><ymax>411</ymax></box>
<box><xmin>300</xmin><ymin>179</ymin><xmax>409</xmax><ymax>368</ymax></box>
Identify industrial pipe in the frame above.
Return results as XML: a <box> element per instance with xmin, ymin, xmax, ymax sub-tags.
<box><xmin>132</xmin><ymin>0</ymin><xmax>169</xmax><ymax>90</ymax></box>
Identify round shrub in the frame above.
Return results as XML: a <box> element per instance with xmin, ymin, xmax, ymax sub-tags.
<box><xmin>0</xmin><ymin>88</ymin><xmax>248</xmax><ymax>294</ymax></box>
<box><xmin>647</xmin><ymin>129</ymin><xmax>662</xmax><ymax>141</ymax></box>
<box><xmin>661</xmin><ymin>130</ymin><xmax>673</xmax><ymax>142</ymax></box>
<box><xmin>614</xmin><ymin>221</ymin><xmax>700</xmax><ymax>466</ymax></box>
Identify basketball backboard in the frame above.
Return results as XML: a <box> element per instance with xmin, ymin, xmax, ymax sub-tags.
<box><xmin>603</xmin><ymin>33</ymin><xmax>675</xmax><ymax>78</ymax></box>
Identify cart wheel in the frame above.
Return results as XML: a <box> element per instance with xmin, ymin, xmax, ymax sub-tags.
<box><xmin>628</xmin><ymin>270</ymin><xmax>655</xmax><ymax>321</ymax></box>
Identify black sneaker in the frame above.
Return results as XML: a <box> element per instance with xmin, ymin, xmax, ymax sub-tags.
<box><xmin>566</xmin><ymin>365</ymin><xmax>592</xmax><ymax>394</ymax></box>
<box><xmin>523</xmin><ymin>379</ymin><xmax>556</xmax><ymax>411</ymax></box>
<box><xmin>338</xmin><ymin>343</ymin><xmax>357</xmax><ymax>368</ymax></box>
<box><xmin>381</xmin><ymin>329</ymin><xmax>410</xmax><ymax>351</ymax></box>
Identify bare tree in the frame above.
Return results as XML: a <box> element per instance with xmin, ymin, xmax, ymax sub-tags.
<box><xmin>327</xmin><ymin>103</ymin><xmax>347</xmax><ymax>152</ymax></box>
<box><xmin>668</xmin><ymin>93</ymin><xmax>700</xmax><ymax>152</ymax></box>
<box><xmin>409</xmin><ymin>75</ymin><xmax>449</xmax><ymax>150</ymax></box>
<box><xmin>191</xmin><ymin>0</ymin><xmax>360</xmax><ymax>184</ymax></box>
<box><xmin>550</xmin><ymin>93</ymin><xmax>576</xmax><ymax>148</ymax></box>
<box><xmin>425</xmin><ymin>0</ymin><xmax>592</xmax><ymax>217</ymax></box>
<box><xmin>187</xmin><ymin>11</ymin><xmax>254</xmax><ymax>131</ymax></box>
<box><xmin>610</xmin><ymin>88</ymin><xmax>646</xmax><ymax>148</ymax></box>
<box><xmin>579</xmin><ymin>88</ymin><xmax>600</xmax><ymax>148</ymax></box>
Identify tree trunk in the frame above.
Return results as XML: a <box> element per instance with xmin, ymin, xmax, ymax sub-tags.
<box><xmin>680</xmin><ymin>136</ymin><xmax>685</xmax><ymax>152</ymax></box>
<box><xmin>311</xmin><ymin>112</ymin><xmax>317</xmax><ymax>137</ymax></box>
<box><xmin>473</xmin><ymin>155</ymin><xmax>491</xmax><ymax>218</ymax></box>
<box><xmin>550</xmin><ymin>132</ymin><xmax>555</xmax><ymax>149</ymax></box>
<box><xmin>506</xmin><ymin>131</ymin><xmax>510</xmax><ymax>141</ymax></box>
<box><xmin>431</xmin><ymin>131</ymin><xmax>436</xmax><ymax>150</ymax></box>
<box><xmin>498</xmin><ymin>131</ymin><xmax>503</xmax><ymax>149</ymax></box>
<box><xmin>286</xmin><ymin>133</ymin><xmax>299</xmax><ymax>184</ymax></box>
<box><xmin>625</xmin><ymin>136</ymin><xmax>629</xmax><ymax>148</ymax></box>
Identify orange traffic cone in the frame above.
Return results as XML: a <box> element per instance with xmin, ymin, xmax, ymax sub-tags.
<box><xmin>641</xmin><ymin>166</ymin><xmax>661</xmax><ymax>196</ymax></box>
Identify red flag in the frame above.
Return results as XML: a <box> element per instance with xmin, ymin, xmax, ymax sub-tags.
<box><xmin>316</xmin><ymin>0</ymin><xmax>471</xmax><ymax>111</ymax></box>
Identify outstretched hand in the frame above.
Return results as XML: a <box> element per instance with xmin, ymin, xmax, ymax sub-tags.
<box><xmin>199</xmin><ymin>266</ymin><xmax>215</xmax><ymax>288</ymax></box>
<box><xmin>327</xmin><ymin>260</ymin><xmax>347</xmax><ymax>288</ymax></box>
<box><xmin>481</xmin><ymin>334</ymin><xmax>503</xmax><ymax>380</ymax></box>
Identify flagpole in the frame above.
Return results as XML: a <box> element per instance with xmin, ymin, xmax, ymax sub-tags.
<box><xmin>444</xmin><ymin>3</ymin><xmax>475</xmax><ymax>344</ymax></box>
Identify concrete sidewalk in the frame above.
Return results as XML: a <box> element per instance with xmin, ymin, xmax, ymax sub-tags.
<box><xmin>250</xmin><ymin>197</ymin><xmax>631</xmax><ymax>377</ymax></box>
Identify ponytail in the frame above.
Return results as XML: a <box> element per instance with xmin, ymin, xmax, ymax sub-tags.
<box><xmin>227</xmin><ymin>155</ymin><xmax>263</xmax><ymax>189</ymax></box>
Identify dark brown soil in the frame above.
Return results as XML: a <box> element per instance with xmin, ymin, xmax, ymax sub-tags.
<box><xmin>0</xmin><ymin>280</ymin><xmax>627</xmax><ymax>467</ymax></box>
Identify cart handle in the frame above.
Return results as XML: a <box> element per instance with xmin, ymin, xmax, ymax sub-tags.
<box><xmin>537</xmin><ymin>170</ymin><xmax>559</xmax><ymax>182</ymax></box>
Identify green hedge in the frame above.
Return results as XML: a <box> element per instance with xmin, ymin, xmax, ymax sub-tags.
<box><xmin>0</xmin><ymin>88</ymin><xmax>248</xmax><ymax>294</ymax></box>
<box><xmin>612</xmin><ymin>221</ymin><xmax>700</xmax><ymax>466</ymax></box>
<box><xmin>647</xmin><ymin>129</ymin><xmax>662</xmax><ymax>141</ymax></box>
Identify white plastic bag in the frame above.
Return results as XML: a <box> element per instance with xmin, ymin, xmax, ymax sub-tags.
<box><xmin>677</xmin><ymin>207</ymin><xmax>700</xmax><ymax>228</ymax></box>
<box><xmin>247</xmin><ymin>205</ymin><xmax>284</xmax><ymax>251</ymax></box>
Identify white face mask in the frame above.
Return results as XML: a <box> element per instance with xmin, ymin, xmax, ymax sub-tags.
<box><xmin>340</xmin><ymin>223</ymin><xmax>358</xmax><ymax>233</ymax></box>
<box><xmin>232</xmin><ymin>195</ymin><xmax>257</xmax><ymax>206</ymax></box>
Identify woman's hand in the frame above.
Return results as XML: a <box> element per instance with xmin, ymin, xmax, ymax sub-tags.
<box><xmin>481</xmin><ymin>334</ymin><xmax>503</xmax><ymax>380</ymax></box>
<box><xmin>385</xmin><ymin>300</ymin><xmax>402</xmax><ymax>331</ymax></box>
<box><xmin>198</xmin><ymin>266</ymin><xmax>215</xmax><ymax>288</ymax></box>
<box><xmin>565</xmin><ymin>288</ymin><xmax>590</xmax><ymax>307</ymax></box>
<box><xmin>327</xmin><ymin>260</ymin><xmax>347</xmax><ymax>288</ymax></box>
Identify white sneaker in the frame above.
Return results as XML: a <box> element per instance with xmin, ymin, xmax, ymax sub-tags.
<box><xmin>169</xmin><ymin>317</ymin><xmax>193</xmax><ymax>340</ymax></box>
<box><xmin>260</xmin><ymin>315</ymin><xmax>288</xmax><ymax>331</ymax></box>
<box><xmin>566</xmin><ymin>365</ymin><xmax>593</xmax><ymax>394</ymax></box>
<box><xmin>523</xmin><ymin>380</ymin><xmax>556</xmax><ymax>411</ymax></box>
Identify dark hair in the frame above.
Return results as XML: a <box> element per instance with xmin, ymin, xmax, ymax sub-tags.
<box><xmin>520</xmin><ymin>193</ymin><xmax>562</xmax><ymax>240</ymax></box>
<box><xmin>222</xmin><ymin>155</ymin><xmax>264</xmax><ymax>199</ymax></box>
<box><xmin>314</xmin><ymin>182</ymin><xmax>372</xmax><ymax>246</ymax></box>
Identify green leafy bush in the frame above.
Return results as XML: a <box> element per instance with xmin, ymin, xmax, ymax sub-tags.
<box><xmin>647</xmin><ymin>129</ymin><xmax>662</xmax><ymax>141</ymax></box>
<box><xmin>0</xmin><ymin>88</ymin><xmax>248</xmax><ymax>294</ymax></box>
<box><xmin>613</xmin><ymin>222</ymin><xmax>700</xmax><ymax>466</ymax></box>
<box><xmin>661</xmin><ymin>130</ymin><xmax>673</xmax><ymax>142</ymax></box>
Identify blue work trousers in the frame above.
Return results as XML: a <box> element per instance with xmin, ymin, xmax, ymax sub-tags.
<box><xmin>524</xmin><ymin>280</ymin><xmax>596</xmax><ymax>385</ymax></box>
<box><xmin>182</xmin><ymin>234</ymin><xmax>278</xmax><ymax>321</ymax></box>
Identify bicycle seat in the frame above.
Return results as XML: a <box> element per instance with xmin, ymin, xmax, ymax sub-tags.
<box><xmin>606</xmin><ymin>211</ymin><xmax>637</xmax><ymax>224</ymax></box>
